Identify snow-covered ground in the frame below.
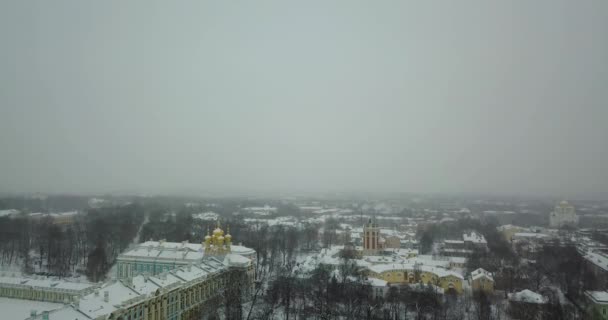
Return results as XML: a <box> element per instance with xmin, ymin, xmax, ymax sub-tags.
<box><xmin>192</xmin><ymin>211</ymin><xmax>219</xmax><ymax>221</ymax></box>
<box><xmin>244</xmin><ymin>216</ymin><xmax>299</xmax><ymax>227</ymax></box>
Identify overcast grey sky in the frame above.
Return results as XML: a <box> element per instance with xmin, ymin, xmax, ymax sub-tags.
<box><xmin>1</xmin><ymin>1</ymin><xmax>607</xmax><ymax>197</ymax></box>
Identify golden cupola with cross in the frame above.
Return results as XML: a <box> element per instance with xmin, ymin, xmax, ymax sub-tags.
<box><xmin>203</xmin><ymin>220</ymin><xmax>232</xmax><ymax>255</ymax></box>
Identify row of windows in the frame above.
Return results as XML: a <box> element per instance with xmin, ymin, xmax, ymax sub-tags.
<box><xmin>117</xmin><ymin>262</ymin><xmax>174</xmax><ymax>277</ymax></box>
<box><xmin>114</xmin><ymin>271</ymin><xmax>248</xmax><ymax>318</ymax></box>
<box><xmin>0</xmin><ymin>287</ymin><xmax>70</xmax><ymax>302</ymax></box>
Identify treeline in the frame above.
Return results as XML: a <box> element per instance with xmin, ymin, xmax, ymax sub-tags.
<box><xmin>0</xmin><ymin>195</ymin><xmax>90</xmax><ymax>213</ymax></box>
<box><xmin>242</xmin><ymin>260</ymin><xmax>478</xmax><ymax>320</ymax></box>
<box><xmin>0</xmin><ymin>204</ymin><xmax>145</xmax><ymax>282</ymax></box>
<box><xmin>140</xmin><ymin>209</ymin><xmax>194</xmax><ymax>243</ymax></box>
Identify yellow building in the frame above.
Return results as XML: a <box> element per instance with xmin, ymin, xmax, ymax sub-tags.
<box><xmin>0</xmin><ymin>275</ymin><xmax>97</xmax><ymax>303</ymax></box>
<box><xmin>367</xmin><ymin>263</ymin><xmax>464</xmax><ymax>294</ymax></box>
<box><xmin>497</xmin><ymin>225</ymin><xmax>525</xmax><ymax>242</ymax></box>
<box><xmin>470</xmin><ymin>268</ymin><xmax>494</xmax><ymax>294</ymax></box>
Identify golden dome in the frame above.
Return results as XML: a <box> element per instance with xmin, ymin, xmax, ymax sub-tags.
<box><xmin>213</xmin><ymin>228</ymin><xmax>224</xmax><ymax>236</ymax></box>
<box><xmin>204</xmin><ymin>235</ymin><xmax>211</xmax><ymax>240</ymax></box>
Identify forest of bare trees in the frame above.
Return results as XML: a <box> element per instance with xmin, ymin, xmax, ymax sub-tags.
<box><xmin>0</xmin><ymin>203</ymin><xmax>144</xmax><ymax>282</ymax></box>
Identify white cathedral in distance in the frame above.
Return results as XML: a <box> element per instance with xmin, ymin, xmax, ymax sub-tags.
<box><xmin>549</xmin><ymin>200</ymin><xmax>578</xmax><ymax>228</ymax></box>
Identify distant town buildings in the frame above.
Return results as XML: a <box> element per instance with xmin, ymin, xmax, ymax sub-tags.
<box><xmin>28</xmin><ymin>211</ymin><xmax>81</xmax><ymax>225</ymax></box>
<box><xmin>191</xmin><ymin>211</ymin><xmax>219</xmax><ymax>221</ymax></box>
<box><xmin>440</xmin><ymin>231</ymin><xmax>487</xmax><ymax>257</ymax></box>
<box><xmin>301</xmin><ymin>218</ymin><xmax>469</xmax><ymax>295</ymax></box>
<box><xmin>242</xmin><ymin>205</ymin><xmax>277</xmax><ymax>216</ymax></box>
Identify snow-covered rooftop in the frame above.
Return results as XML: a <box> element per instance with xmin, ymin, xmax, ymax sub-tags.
<box><xmin>365</xmin><ymin>255</ymin><xmax>404</xmax><ymax>264</ymax></box>
<box><xmin>231</xmin><ymin>245</ymin><xmax>256</xmax><ymax>257</ymax></box>
<box><xmin>0</xmin><ymin>276</ymin><xmax>96</xmax><ymax>293</ymax></box>
<box><xmin>367</xmin><ymin>277</ymin><xmax>388</xmax><ymax>287</ymax></box>
<box><xmin>368</xmin><ymin>263</ymin><xmax>464</xmax><ymax>280</ymax></box>
<box><xmin>26</xmin><ymin>305</ymin><xmax>89</xmax><ymax>320</ymax></box>
<box><xmin>48</xmin><ymin>211</ymin><xmax>79</xmax><ymax>217</ymax></box>
<box><xmin>0</xmin><ymin>209</ymin><xmax>19</xmax><ymax>217</ymax></box>
<box><xmin>119</xmin><ymin>241</ymin><xmax>255</xmax><ymax>263</ymax></box>
<box><xmin>583</xmin><ymin>251</ymin><xmax>608</xmax><ymax>272</ymax></box>
<box><xmin>223</xmin><ymin>254</ymin><xmax>251</xmax><ymax>268</ymax></box>
<box><xmin>172</xmin><ymin>265</ymin><xmax>212</xmax><ymax>282</ymax></box>
<box><xmin>497</xmin><ymin>224</ymin><xmax>523</xmax><ymax>231</ymax></box>
<box><xmin>444</xmin><ymin>240</ymin><xmax>465</xmax><ymax>244</ymax></box>
<box><xmin>192</xmin><ymin>212</ymin><xmax>219</xmax><ymax>221</ymax></box>
<box><xmin>513</xmin><ymin>232</ymin><xmax>549</xmax><ymax>239</ymax></box>
<box><xmin>0</xmin><ymin>297</ymin><xmax>64</xmax><ymax>320</ymax></box>
<box><xmin>463</xmin><ymin>231</ymin><xmax>487</xmax><ymax>244</ymax></box>
<box><xmin>129</xmin><ymin>275</ymin><xmax>161</xmax><ymax>295</ymax></box>
<box><xmin>450</xmin><ymin>257</ymin><xmax>467</xmax><ymax>264</ymax></box>
<box><xmin>78</xmin><ymin>281</ymin><xmax>140</xmax><ymax>319</ymax></box>
<box><xmin>586</xmin><ymin>290</ymin><xmax>608</xmax><ymax>303</ymax></box>
<box><xmin>470</xmin><ymin>268</ymin><xmax>493</xmax><ymax>282</ymax></box>
<box><xmin>508</xmin><ymin>289</ymin><xmax>547</xmax><ymax>304</ymax></box>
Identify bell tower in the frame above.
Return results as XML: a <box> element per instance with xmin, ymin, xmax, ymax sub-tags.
<box><xmin>363</xmin><ymin>218</ymin><xmax>380</xmax><ymax>255</ymax></box>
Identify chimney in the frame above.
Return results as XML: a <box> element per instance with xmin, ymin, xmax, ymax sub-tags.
<box><xmin>187</xmin><ymin>264</ymin><xmax>192</xmax><ymax>272</ymax></box>
<box><xmin>94</xmin><ymin>289</ymin><xmax>99</xmax><ymax>297</ymax></box>
<box><xmin>103</xmin><ymin>290</ymin><xmax>109</xmax><ymax>303</ymax></box>
<box><xmin>42</xmin><ymin>311</ymin><xmax>49</xmax><ymax>320</ymax></box>
<box><xmin>30</xmin><ymin>310</ymin><xmax>37</xmax><ymax>318</ymax></box>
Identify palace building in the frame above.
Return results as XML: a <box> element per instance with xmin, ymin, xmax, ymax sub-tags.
<box><xmin>116</xmin><ymin>222</ymin><xmax>255</xmax><ymax>280</ymax></box>
<box><xmin>0</xmin><ymin>275</ymin><xmax>97</xmax><ymax>304</ymax></box>
<box><xmin>6</xmin><ymin>223</ymin><xmax>256</xmax><ymax>320</ymax></box>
